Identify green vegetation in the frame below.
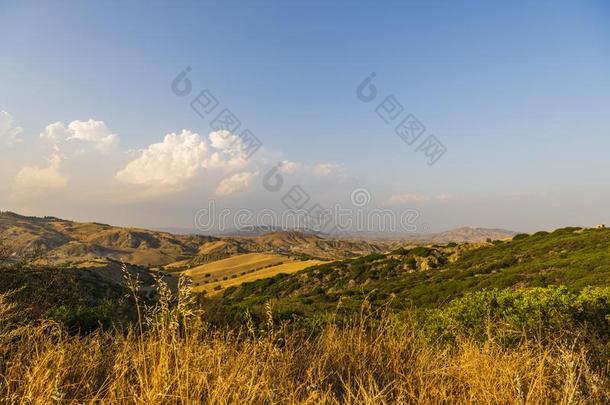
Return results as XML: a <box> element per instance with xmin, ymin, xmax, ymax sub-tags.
<box><xmin>419</xmin><ymin>286</ymin><xmax>610</xmax><ymax>345</ymax></box>
<box><xmin>1</xmin><ymin>228</ymin><xmax>609</xmax><ymax>402</ymax></box>
<box><xmin>50</xmin><ymin>300</ymin><xmax>118</xmax><ymax>333</ymax></box>
<box><xmin>222</xmin><ymin>227</ymin><xmax>610</xmax><ymax>322</ymax></box>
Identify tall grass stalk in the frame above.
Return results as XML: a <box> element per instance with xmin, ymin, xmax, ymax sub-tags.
<box><xmin>0</xmin><ymin>281</ymin><xmax>608</xmax><ymax>404</ymax></box>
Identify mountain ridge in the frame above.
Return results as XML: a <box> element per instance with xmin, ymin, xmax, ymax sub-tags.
<box><xmin>0</xmin><ymin>211</ymin><xmax>385</xmax><ymax>265</ymax></box>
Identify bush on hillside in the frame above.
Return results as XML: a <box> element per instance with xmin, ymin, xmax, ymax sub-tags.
<box><xmin>420</xmin><ymin>286</ymin><xmax>610</xmax><ymax>344</ymax></box>
<box><xmin>50</xmin><ymin>300</ymin><xmax>118</xmax><ymax>334</ymax></box>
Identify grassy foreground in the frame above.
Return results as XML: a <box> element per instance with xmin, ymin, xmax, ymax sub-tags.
<box><xmin>1</xmin><ymin>279</ymin><xmax>608</xmax><ymax>404</ymax></box>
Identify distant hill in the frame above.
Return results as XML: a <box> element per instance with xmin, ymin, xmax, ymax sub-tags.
<box><xmin>157</xmin><ymin>225</ymin><xmax>518</xmax><ymax>244</ymax></box>
<box><xmin>0</xmin><ymin>211</ymin><xmax>214</xmax><ymax>266</ymax></box>
<box><xmin>155</xmin><ymin>225</ymin><xmax>326</xmax><ymax>237</ymax></box>
<box><xmin>317</xmin><ymin>226</ymin><xmax>517</xmax><ymax>243</ymax></box>
<box><xmin>427</xmin><ymin>227</ymin><xmax>517</xmax><ymax>243</ymax></box>
<box><xmin>0</xmin><ymin>212</ymin><xmax>387</xmax><ymax>266</ymax></box>
<box><xmin>231</xmin><ymin>230</ymin><xmax>383</xmax><ymax>258</ymax></box>
<box><xmin>0</xmin><ymin>211</ymin><xmax>518</xmax><ymax>280</ymax></box>
<box><xmin>216</xmin><ymin>225</ymin><xmax>326</xmax><ymax>237</ymax></box>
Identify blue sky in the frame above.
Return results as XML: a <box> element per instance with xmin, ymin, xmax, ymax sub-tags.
<box><xmin>1</xmin><ymin>0</ymin><xmax>610</xmax><ymax>232</ymax></box>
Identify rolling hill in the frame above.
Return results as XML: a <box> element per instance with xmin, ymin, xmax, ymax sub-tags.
<box><xmin>0</xmin><ymin>211</ymin><xmax>214</xmax><ymax>266</ymax></box>
<box><xmin>0</xmin><ymin>211</ymin><xmax>520</xmax><ymax>301</ymax></box>
<box><xmin>181</xmin><ymin>253</ymin><xmax>325</xmax><ymax>295</ymax></box>
<box><xmin>426</xmin><ymin>227</ymin><xmax>517</xmax><ymax>243</ymax></box>
<box><xmin>221</xmin><ymin>226</ymin><xmax>610</xmax><ymax>317</ymax></box>
<box><xmin>0</xmin><ymin>212</ymin><xmax>389</xmax><ymax>267</ymax></box>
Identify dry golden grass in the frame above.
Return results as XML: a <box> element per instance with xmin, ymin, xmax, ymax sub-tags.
<box><xmin>0</xmin><ymin>280</ymin><xmax>607</xmax><ymax>404</ymax></box>
<box><xmin>197</xmin><ymin>240</ymin><xmax>231</xmax><ymax>254</ymax></box>
<box><xmin>184</xmin><ymin>253</ymin><xmax>288</xmax><ymax>282</ymax></box>
<box><xmin>194</xmin><ymin>259</ymin><xmax>325</xmax><ymax>294</ymax></box>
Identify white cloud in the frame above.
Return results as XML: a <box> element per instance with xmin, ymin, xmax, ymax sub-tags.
<box><xmin>66</xmin><ymin>120</ymin><xmax>119</xmax><ymax>151</ymax></box>
<box><xmin>0</xmin><ymin>111</ymin><xmax>23</xmax><ymax>146</ymax></box>
<box><xmin>279</xmin><ymin>160</ymin><xmax>302</xmax><ymax>174</ymax></box>
<box><xmin>116</xmin><ymin>128</ymin><xmax>259</xmax><ymax>191</ymax></box>
<box><xmin>116</xmin><ymin>130</ymin><xmax>207</xmax><ymax>186</ymax></box>
<box><xmin>208</xmin><ymin>130</ymin><xmax>237</xmax><ymax>150</ymax></box>
<box><xmin>40</xmin><ymin>122</ymin><xmax>69</xmax><ymax>143</ymax></box>
<box><xmin>2</xmin><ymin>114</ymin><xmax>350</xmax><ymax>212</ymax></box>
<box><xmin>201</xmin><ymin>130</ymin><xmax>247</xmax><ymax>169</ymax></box>
<box><xmin>40</xmin><ymin>119</ymin><xmax>119</xmax><ymax>152</ymax></box>
<box><xmin>314</xmin><ymin>163</ymin><xmax>343</xmax><ymax>176</ymax></box>
<box><xmin>13</xmin><ymin>154</ymin><xmax>68</xmax><ymax>196</ymax></box>
<box><xmin>215</xmin><ymin>171</ymin><xmax>256</xmax><ymax>196</ymax></box>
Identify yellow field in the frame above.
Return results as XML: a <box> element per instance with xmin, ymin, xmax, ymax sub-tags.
<box><xmin>193</xmin><ymin>259</ymin><xmax>325</xmax><ymax>294</ymax></box>
<box><xmin>184</xmin><ymin>253</ymin><xmax>287</xmax><ymax>282</ymax></box>
<box><xmin>197</xmin><ymin>240</ymin><xmax>229</xmax><ymax>254</ymax></box>
<box><xmin>164</xmin><ymin>259</ymin><xmax>190</xmax><ymax>270</ymax></box>
<box><xmin>165</xmin><ymin>241</ymin><xmax>238</xmax><ymax>270</ymax></box>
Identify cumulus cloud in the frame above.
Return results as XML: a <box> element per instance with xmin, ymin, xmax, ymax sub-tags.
<box><xmin>215</xmin><ymin>171</ymin><xmax>256</xmax><ymax>196</ymax></box>
<box><xmin>3</xmin><ymin>115</ymin><xmax>349</xmax><ymax>212</ymax></box>
<box><xmin>40</xmin><ymin>119</ymin><xmax>119</xmax><ymax>152</ymax></box>
<box><xmin>201</xmin><ymin>130</ymin><xmax>248</xmax><ymax>169</ymax></box>
<box><xmin>116</xmin><ymin>130</ymin><xmax>207</xmax><ymax>186</ymax></box>
<box><xmin>116</xmin><ymin>128</ymin><xmax>257</xmax><ymax>191</ymax></box>
<box><xmin>13</xmin><ymin>154</ymin><xmax>68</xmax><ymax>196</ymax></box>
<box><xmin>279</xmin><ymin>160</ymin><xmax>302</xmax><ymax>174</ymax></box>
<box><xmin>208</xmin><ymin>130</ymin><xmax>238</xmax><ymax>151</ymax></box>
<box><xmin>0</xmin><ymin>111</ymin><xmax>23</xmax><ymax>146</ymax></box>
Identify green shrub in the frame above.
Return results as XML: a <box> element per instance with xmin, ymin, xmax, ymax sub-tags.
<box><xmin>410</xmin><ymin>247</ymin><xmax>434</xmax><ymax>257</ymax></box>
<box><xmin>50</xmin><ymin>300</ymin><xmax>117</xmax><ymax>334</ymax></box>
<box><xmin>532</xmin><ymin>231</ymin><xmax>549</xmax><ymax>237</ymax></box>
<box><xmin>420</xmin><ymin>286</ymin><xmax>610</xmax><ymax>344</ymax></box>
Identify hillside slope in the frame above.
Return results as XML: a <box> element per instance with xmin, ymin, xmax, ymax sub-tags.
<box><xmin>428</xmin><ymin>227</ymin><xmax>517</xmax><ymax>243</ymax></box>
<box><xmin>0</xmin><ymin>211</ymin><xmax>214</xmax><ymax>266</ymax></box>
<box><xmin>222</xmin><ymin>227</ymin><xmax>610</xmax><ymax>315</ymax></box>
<box><xmin>0</xmin><ymin>212</ymin><xmax>386</xmax><ymax>266</ymax></box>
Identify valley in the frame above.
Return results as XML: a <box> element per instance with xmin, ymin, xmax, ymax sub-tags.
<box><xmin>1</xmin><ymin>211</ymin><xmax>609</xmax><ymax>403</ymax></box>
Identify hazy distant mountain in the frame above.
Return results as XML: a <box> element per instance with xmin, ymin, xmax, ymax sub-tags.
<box><xmin>156</xmin><ymin>225</ymin><xmax>327</xmax><ymax>237</ymax></box>
<box><xmin>155</xmin><ymin>224</ymin><xmax>518</xmax><ymax>244</ymax></box>
<box><xmin>315</xmin><ymin>227</ymin><xmax>517</xmax><ymax>243</ymax></box>
<box><xmin>0</xmin><ymin>212</ymin><xmax>387</xmax><ymax>265</ymax></box>
<box><xmin>427</xmin><ymin>227</ymin><xmax>518</xmax><ymax>243</ymax></box>
<box><xmin>0</xmin><ymin>211</ymin><xmax>215</xmax><ymax>266</ymax></box>
<box><xmin>215</xmin><ymin>225</ymin><xmax>327</xmax><ymax>237</ymax></box>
